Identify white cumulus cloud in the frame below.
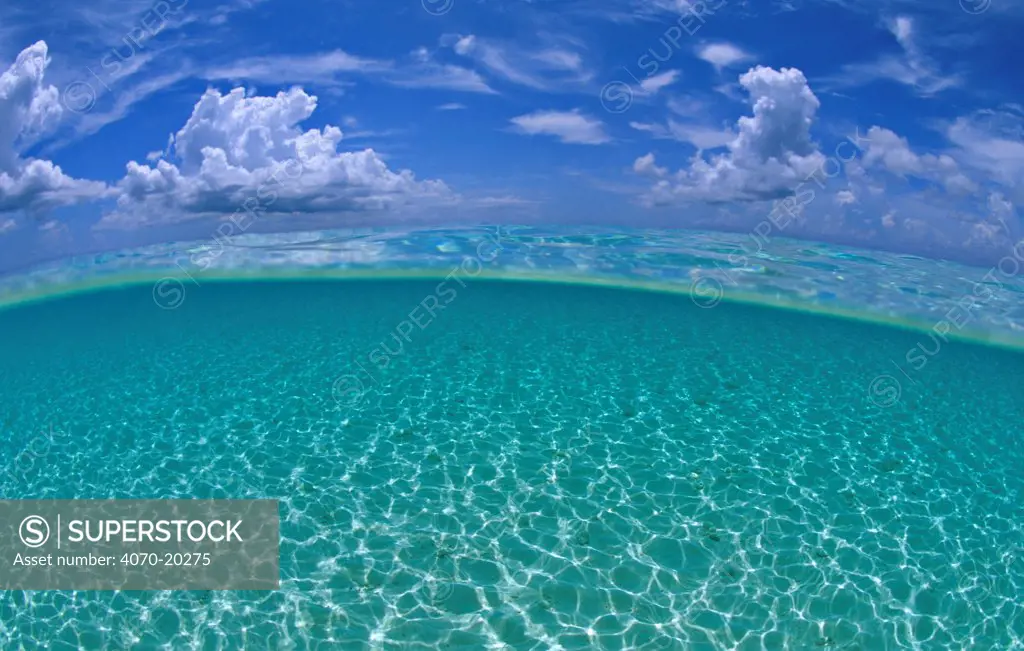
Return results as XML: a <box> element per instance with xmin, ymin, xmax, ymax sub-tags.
<box><xmin>100</xmin><ymin>86</ymin><xmax>452</xmax><ymax>228</ymax></box>
<box><xmin>634</xmin><ymin>66</ymin><xmax>826</xmax><ymax>203</ymax></box>
<box><xmin>0</xmin><ymin>41</ymin><xmax>109</xmax><ymax>214</ymax></box>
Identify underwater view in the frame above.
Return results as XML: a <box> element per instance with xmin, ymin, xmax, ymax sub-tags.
<box><xmin>1</xmin><ymin>228</ymin><xmax>1022</xmax><ymax>649</ymax></box>
<box><xmin>1</xmin><ymin>0</ymin><xmax>1022</xmax><ymax>648</ymax></box>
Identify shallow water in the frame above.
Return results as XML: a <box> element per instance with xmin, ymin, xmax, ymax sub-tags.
<box><xmin>1</xmin><ymin>279</ymin><xmax>1022</xmax><ymax>649</ymax></box>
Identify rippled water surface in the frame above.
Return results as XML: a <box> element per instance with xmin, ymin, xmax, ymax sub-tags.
<box><xmin>1</xmin><ymin>278</ymin><xmax>1022</xmax><ymax>649</ymax></box>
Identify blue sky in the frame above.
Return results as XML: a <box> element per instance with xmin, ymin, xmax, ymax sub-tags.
<box><xmin>0</xmin><ymin>0</ymin><xmax>1021</xmax><ymax>272</ymax></box>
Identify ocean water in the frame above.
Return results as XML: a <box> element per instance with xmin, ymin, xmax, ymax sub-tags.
<box><xmin>0</xmin><ymin>278</ymin><xmax>1022</xmax><ymax>650</ymax></box>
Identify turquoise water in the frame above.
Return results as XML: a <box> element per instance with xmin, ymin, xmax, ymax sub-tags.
<box><xmin>1</xmin><ymin>279</ymin><xmax>1022</xmax><ymax>649</ymax></box>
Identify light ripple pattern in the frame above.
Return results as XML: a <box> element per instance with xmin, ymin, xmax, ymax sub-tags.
<box><xmin>3</xmin><ymin>226</ymin><xmax>1024</xmax><ymax>349</ymax></box>
<box><xmin>0</xmin><ymin>279</ymin><xmax>1021</xmax><ymax>650</ymax></box>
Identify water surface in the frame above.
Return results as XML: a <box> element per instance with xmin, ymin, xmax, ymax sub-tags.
<box><xmin>1</xmin><ymin>279</ymin><xmax>1021</xmax><ymax>649</ymax></box>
